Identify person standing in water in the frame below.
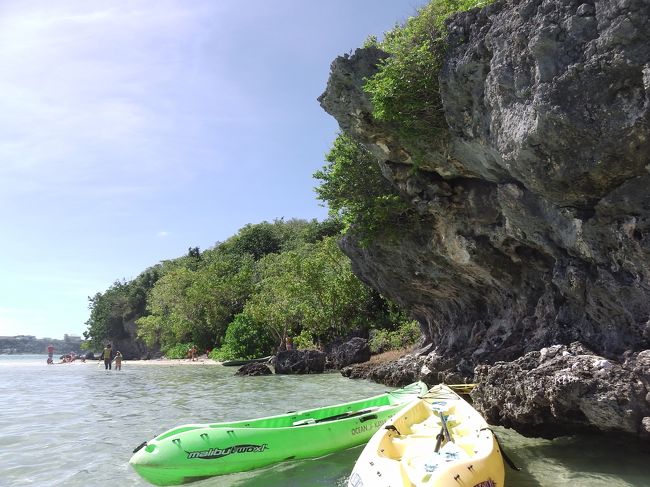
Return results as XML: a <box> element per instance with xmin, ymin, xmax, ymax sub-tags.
<box><xmin>102</xmin><ymin>344</ymin><xmax>113</xmax><ymax>370</ymax></box>
<box><xmin>47</xmin><ymin>344</ymin><xmax>54</xmax><ymax>365</ymax></box>
<box><xmin>114</xmin><ymin>351</ymin><xmax>123</xmax><ymax>371</ymax></box>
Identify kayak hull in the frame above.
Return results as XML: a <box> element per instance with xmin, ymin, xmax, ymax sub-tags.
<box><xmin>130</xmin><ymin>381</ymin><xmax>428</xmax><ymax>485</ymax></box>
<box><xmin>348</xmin><ymin>384</ymin><xmax>505</xmax><ymax>487</ymax></box>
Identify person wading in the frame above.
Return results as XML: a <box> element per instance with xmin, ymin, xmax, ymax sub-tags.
<box><xmin>102</xmin><ymin>344</ymin><xmax>113</xmax><ymax>370</ymax></box>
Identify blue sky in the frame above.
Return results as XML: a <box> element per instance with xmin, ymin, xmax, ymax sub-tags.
<box><xmin>0</xmin><ymin>0</ymin><xmax>426</xmax><ymax>340</ymax></box>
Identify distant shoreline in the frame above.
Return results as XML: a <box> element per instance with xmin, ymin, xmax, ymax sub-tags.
<box><xmin>111</xmin><ymin>357</ymin><xmax>221</xmax><ymax>366</ymax></box>
<box><xmin>1</xmin><ymin>353</ymin><xmax>223</xmax><ymax>366</ymax></box>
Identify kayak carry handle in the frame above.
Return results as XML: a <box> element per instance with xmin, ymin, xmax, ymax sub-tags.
<box><xmin>359</xmin><ymin>414</ymin><xmax>378</xmax><ymax>423</ymax></box>
<box><xmin>133</xmin><ymin>441</ymin><xmax>147</xmax><ymax>454</ymax></box>
<box><xmin>384</xmin><ymin>424</ymin><xmax>401</xmax><ymax>435</ymax></box>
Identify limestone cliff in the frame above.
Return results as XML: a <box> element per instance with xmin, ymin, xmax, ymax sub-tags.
<box><xmin>320</xmin><ymin>0</ymin><xmax>650</xmax><ymax>438</ymax></box>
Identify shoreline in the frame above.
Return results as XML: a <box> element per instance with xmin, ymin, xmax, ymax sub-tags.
<box><xmin>96</xmin><ymin>355</ymin><xmax>222</xmax><ymax>366</ymax></box>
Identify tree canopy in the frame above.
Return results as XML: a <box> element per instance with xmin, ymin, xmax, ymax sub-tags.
<box><xmin>84</xmin><ymin>218</ymin><xmax>420</xmax><ymax>357</ymax></box>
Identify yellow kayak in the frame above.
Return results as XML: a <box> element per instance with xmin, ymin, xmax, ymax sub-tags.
<box><xmin>348</xmin><ymin>384</ymin><xmax>505</xmax><ymax>487</ymax></box>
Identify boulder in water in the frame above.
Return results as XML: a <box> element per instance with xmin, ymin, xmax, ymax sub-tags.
<box><xmin>235</xmin><ymin>362</ymin><xmax>273</xmax><ymax>376</ymax></box>
<box><xmin>330</xmin><ymin>337</ymin><xmax>371</xmax><ymax>369</ymax></box>
<box><xmin>275</xmin><ymin>350</ymin><xmax>325</xmax><ymax>374</ymax></box>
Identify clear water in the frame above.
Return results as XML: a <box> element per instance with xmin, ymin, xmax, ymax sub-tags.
<box><xmin>1</xmin><ymin>354</ymin><xmax>648</xmax><ymax>487</ymax></box>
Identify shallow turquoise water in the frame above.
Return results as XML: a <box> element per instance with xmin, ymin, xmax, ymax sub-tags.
<box><xmin>0</xmin><ymin>355</ymin><xmax>648</xmax><ymax>486</ymax></box>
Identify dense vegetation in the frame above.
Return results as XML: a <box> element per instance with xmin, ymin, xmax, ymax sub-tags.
<box><xmin>364</xmin><ymin>0</ymin><xmax>493</xmax><ymax>144</ymax></box>
<box><xmin>315</xmin><ymin>2</ymin><xmax>494</xmax><ymax>241</ymax></box>
<box><xmin>84</xmin><ymin>219</ymin><xmax>419</xmax><ymax>359</ymax></box>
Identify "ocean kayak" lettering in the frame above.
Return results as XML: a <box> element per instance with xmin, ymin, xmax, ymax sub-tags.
<box><xmin>351</xmin><ymin>420</ymin><xmax>384</xmax><ymax>436</ymax></box>
<box><xmin>186</xmin><ymin>444</ymin><xmax>268</xmax><ymax>460</ymax></box>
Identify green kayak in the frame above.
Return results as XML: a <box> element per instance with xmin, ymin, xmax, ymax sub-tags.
<box><xmin>129</xmin><ymin>381</ymin><xmax>427</xmax><ymax>485</ymax></box>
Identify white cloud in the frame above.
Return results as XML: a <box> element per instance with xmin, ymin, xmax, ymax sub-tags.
<box><xmin>157</xmin><ymin>231</ymin><xmax>170</xmax><ymax>238</ymax></box>
<box><xmin>0</xmin><ymin>0</ymin><xmax>252</xmax><ymax>200</ymax></box>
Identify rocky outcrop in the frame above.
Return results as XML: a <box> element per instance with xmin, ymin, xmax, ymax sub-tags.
<box><xmin>111</xmin><ymin>320</ymin><xmax>160</xmax><ymax>360</ymax></box>
<box><xmin>342</xmin><ymin>352</ymin><xmax>469</xmax><ymax>386</ymax></box>
<box><xmin>235</xmin><ymin>362</ymin><xmax>273</xmax><ymax>376</ymax></box>
<box><xmin>473</xmin><ymin>343</ymin><xmax>650</xmax><ymax>438</ymax></box>
<box><xmin>321</xmin><ymin>0</ymin><xmax>650</xmax><ymax>438</ymax></box>
<box><xmin>275</xmin><ymin>350</ymin><xmax>326</xmax><ymax>374</ymax></box>
<box><xmin>329</xmin><ymin>337</ymin><xmax>371</xmax><ymax>369</ymax></box>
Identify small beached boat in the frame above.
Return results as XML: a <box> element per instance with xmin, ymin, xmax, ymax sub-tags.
<box><xmin>129</xmin><ymin>381</ymin><xmax>428</xmax><ymax>485</ymax></box>
<box><xmin>220</xmin><ymin>355</ymin><xmax>273</xmax><ymax>367</ymax></box>
<box><xmin>347</xmin><ymin>384</ymin><xmax>505</xmax><ymax>487</ymax></box>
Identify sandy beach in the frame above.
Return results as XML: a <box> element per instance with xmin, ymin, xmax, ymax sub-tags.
<box><xmin>92</xmin><ymin>355</ymin><xmax>221</xmax><ymax>366</ymax></box>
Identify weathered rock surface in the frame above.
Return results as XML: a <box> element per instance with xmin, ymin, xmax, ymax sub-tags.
<box><xmin>235</xmin><ymin>362</ymin><xmax>273</xmax><ymax>376</ymax></box>
<box><xmin>473</xmin><ymin>343</ymin><xmax>650</xmax><ymax>437</ymax></box>
<box><xmin>342</xmin><ymin>352</ymin><xmax>469</xmax><ymax>387</ymax></box>
<box><xmin>321</xmin><ymin>0</ymin><xmax>650</xmax><ymax>438</ymax></box>
<box><xmin>111</xmin><ymin>319</ymin><xmax>160</xmax><ymax>360</ymax></box>
<box><xmin>329</xmin><ymin>337</ymin><xmax>371</xmax><ymax>369</ymax></box>
<box><xmin>275</xmin><ymin>350</ymin><xmax>326</xmax><ymax>374</ymax></box>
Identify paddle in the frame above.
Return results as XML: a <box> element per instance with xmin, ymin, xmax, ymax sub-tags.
<box><xmin>315</xmin><ymin>407</ymin><xmax>379</xmax><ymax>424</ymax></box>
<box><xmin>292</xmin><ymin>407</ymin><xmax>381</xmax><ymax>426</ymax></box>
<box><xmin>434</xmin><ymin>425</ymin><xmax>445</xmax><ymax>453</ymax></box>
<box><xmin>439</xmin><ymin>409</ymin><xmax>453</xmax><ymax>443</ymax></box>
<box><xmin>433</xmin><ymin>408</ymin><xmax>453</xmax><ymax>453</ymax></box>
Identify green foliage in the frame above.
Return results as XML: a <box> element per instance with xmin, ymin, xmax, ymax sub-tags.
<box><xmin>364</xmin><ymin>0</ymin><xmax>492</xmax><ymax>142</ymax></box>
<box><xmin>314</xmin><ymin>133</ymin><xmax>412</xmax><ymax>242</ymax></box>
<box><xmin>224</xmin><ymin>222</ymin><xmax>284</xmax><ymax>260</ymax></box>
<box><xmin>162</xmin><ymin>342</ymin><xmax>194</xmax><ymax>359</ymax></box>
<box><xmin>209</xmin><ymin>313</ymin><xmax>275</xmax><ymax>360</ymax></box>
<box><xmin>369</xmin><ymin>320</ymin><xmax>421</xmax><ymax>353</ymax></box>
<box><xmin>85</xmin><ymin>218</ymin><xmax>417</xmax><ymax>362</ymax></box>
<box><xmin>293</xmin><ymin>329</ymin><xmax>316</xmax><ymax>350</ymax></box>
<box><xmin>363</xmin><ymin>35</ymin><xmax>379</xmax><ymax>48</ymax></box>
<box><xmin>83</xmin><ymin>269</ymin><xmax>161</xmax><ymax>349</ymax></box>
<box><xmin>136</xmin><ymin>253</ymin><xmax>255</xmax><ymax>351</ymax></box>
<box><xmin>136</xmin><ymin>267</ymin><xmax>195</xmax><ymax>347</ymax></box>
<box><xmin>221</xmin><ymin>218</ymin><xmax>327</xmax><ymax>260</ymax></box>
<box><xmin>245</xmin><ymin>237</ymin><xmax>383</xmax><ymax>345</ymax></box>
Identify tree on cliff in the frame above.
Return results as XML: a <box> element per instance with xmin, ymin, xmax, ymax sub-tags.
<box><xmin>83</xmin><ymin>270</ymin><xmax>161</xmax><ymax>349</ymax></box>
<box><xmin>314</xmin><ymin>133</ymin><xmax>411</xmax><ymax>243</ymax></box>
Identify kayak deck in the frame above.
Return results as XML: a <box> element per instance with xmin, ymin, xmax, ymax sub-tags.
<box><xmin>130</xmin><ymin>381</ymin><xmax>428</xmax><ymax>485</ymax></box>
<box><xmin>348</xmin><ymin>384</ymin><xmax>504</xmax><ymax>487</ymax></box>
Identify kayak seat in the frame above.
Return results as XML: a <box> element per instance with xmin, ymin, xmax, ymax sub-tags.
<box><xmin>402</xmin><ymin>441</ymin><xmax>470</xmax><ymax>484</ymax></box>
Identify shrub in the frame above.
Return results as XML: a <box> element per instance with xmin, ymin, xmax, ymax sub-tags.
<box><xmin>369</xmin><ymin>320</ymin><xmax>421</xmax><ymax>353</ymax></box>
<box><xmin>162</xmin><ymin>342</ymin><xmax>194</xmax><ymax>359</ymax></box>
<box><xmin>293</xmin><ymin>330</ymin><xmax>316</xmax><ymax>350</ymax></box>
<box><xmin>314</xmin><ymin>133</ymin><xmax>413</xmax><ymax>243</ymax></box>
<box><xmin>211</xmin><ymin>314</ymin><xmax>276</xmax><ymax>361</ymax></box>
<box><xmin>364</xmin><ymin>0</ymin><xmax>494</xmax><ymax>144</ymax></box>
